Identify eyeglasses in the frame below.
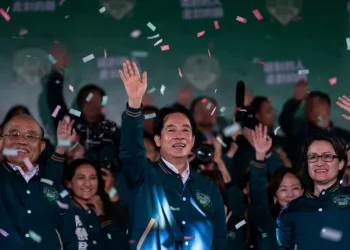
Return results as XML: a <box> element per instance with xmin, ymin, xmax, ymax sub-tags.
<box><xmin>307</xmin><ymin>154</ymin><xmax>339</xmax><ymax>163</ymax></box>
<box><xmin>2</xmin><ymin>131</ymin><xmax>42</xmax><ymax>141</ymax></box>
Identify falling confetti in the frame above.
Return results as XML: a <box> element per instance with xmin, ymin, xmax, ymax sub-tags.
<box><xmin>69</xmin><ymin>108</ymin><xmax>81</xmax><ymax>117</ymax></box>
<box><xmin>147</xmin><ymin>87</ymin><xmax>156</xmax><ymax>94</ymax></box>
<box><xmin>0</xmin><ymin>229</ymin><xmax>9</xmax><ymax>237</ymax></box>
<box><xmin>137</xmin><ymin>218</ymin><xmax>155</xmax><ymax>250</ymax></box>
<box><xmin>23</xmin><ymin>157</ymin><xmax>34</xmax><ymax>172</ymax></box>
<box><xmin>0</xmin><ymin>8</ymin><xmax>10</xmax><ymax>21</ymax></box>
<box><xmin>60</xmin><ymin>189</ymin><xmax>69</xmax><ymax>198</ymax></box>
<box><xmin>178</xmin><ymin>68</ymin><xmax>183</xmax><ymax>78</ymax></box>
<box><xmin>99</xmin><ymin>7</ymin><xmax>106</xmax><ymax>13</ymax></box>
<box><xmin>144</xmin><ymin>113</ymin><xmax>156</xmax><ymax>119</ymax></box>
<box><xmin>52</xmin><ymin>105</ymin><xmax>61</xmax><ymax>118</ymax></box>
<box><xmin>160</xmin><ymin>85</ymin><xmax>166</xmax><ymax>95</ymax></box>
<box><xmin>58</xmin><ymin>0</ymin><xmax>65</xmax><ymax>6</ymax></box>
<box><xmin>102</xmin><ymin>96</ymin><xmax>108</xmax><ymax>105</ymax></box>
<box><xmin>107</xmin><ymin>233</ymin><xmax>112</xmax><ymax>240</ymax></box>
<box><xmin>329</xmin><ymin>77</ymin><xmax>337</xmax><ymax>85</ymax></box>
<box><xmin>69</xmin><ymin>141</ymin><xmax>79</xmax><ymax>151</ymax></box>
<box><xmin>130</xmin><ymin>30</ymin><xmax>141</xmax><ymax>38</ymax></box>
<box><xmin>82</xmin><ymin>54</ymin><xmax>95</xmax><ymax>63</ymax></box>
<box><xmin>274</xmin><ymin>126</ymin><xmax>281</xmax><ymax>136</ymax></box>
<box><xmin>214</xmin><ymin>20</ymin><xmax>220</xmax><ymax>29</ymax></box>
<box><xmin>252</xmin><ymin>9</ymin><xmax>263</xmax><ymax>20</ymax></box>
<box><xmin>40</xmin><ymin>178</ymin><xmax>53</xmax><ymax>186</ymax></box>
<box><xmin>216</xmin><ymin>136</ymin><xmax>227</xmax><ymax>148</ymax></box>
<box><xmin>147</xmin><ymin>34</ymin><xmax>160</xmax><ymax>39</ymax></box>
<box><xmin>236</xmin><ymin>16</ymin><xmax>247</xmax><ymax>23</ymax></box>
<box><xmin>298</xmin><ymin>69</ymin><xmax>309</xmax><ymax>75</ymax></box>
<box><xmin>47</xmin><ymin>54</ymin><xmax>57</xmax><ymax>64</ymax></box>
<box><xmin>258</xmin><ymin>61</ymin><xmax>267</xmax><ymax>66</ymax></box>
<box><xmin>160</xmin><ymin>45</ymin><xmax>170</xmax><ymax>51</ymax></box>
<box><xmin>131</xmin><ymin>51</ymin><xmax>149</xmax><ymax>58</ymax></box>
<box><xmin>235</xmin><ymin>220</ymin><xmax>246</xmax><ymax>229</ymax></box>
<box><xmin>147</xmin><ymin>22</ymin><xmax>156</xmax><ymax>31</ymax></box>
<box><xmin>86</xmin><ymin>93</ymin><xmax>94</xmax><ymax>102</ymax></box>
<box><xmin>223</xmin><ymin>124</ymin><xmax>242</xmax><ymax>137</ymax></box>
<box><xmin>108</xmin><ymin>187</ymin><xmax>118</xmax><ymax>199</ymax></box>
<box><xmin>197</xmin><ymin>30</ymin><xmax>205</xmax><ymax>37</ymax></box>
<box><xmin>28</xmin><ymin>230</ymin><xmax>42</xmax><ymax>243</ymax></box>
<box><xmin>2</xmin><ymin>148</ymin><xmax>18</xmax><ymax>156</ymax></box>
<box><xmin>320</xmin><ymin>227</ymin><xmax>343</xmax><ymax>242</ymax></box>
<box><xmin>220</xmin><ymin>107</ymin><xmax>226</xmax><ymax>113</ymax></box>
<box><xmin>154</xmin><ymin>39</ymin><xmax>163</xmax><ymax>46</ymax></box>
<box><xmin>58</xmin><ymin>140</ymin><xmax>71</xmax><ymax>147</ymax></box>
<box><xmin>69</xmin><ymin>85</ymin><xmax>74</xmax><ymax>92</ymax></box>
<box><xmin>206</xmin><ymin>102</ymin><xmax>213</xmax><ymax>110</ymax></box>
<box><xmin>211</xmin><ymin>106</ymin><xmax>217</xmax><ymax>116</ymax></box>
<box><xmin>56</xmin><ymin>200</ymin><xmax>69</xmax><ymax>209</ymax></box>
<box><xmin>104</xmin><ymin>49</ymin><xmax>107</xmax><ymax>58</ymax></box>
<box><xmin>346</xmin><ymin>38</ymin><xmax>350</xmax><ymax>50</ymax></box>
<box><xmin>19</xmin><ymin>28</ymin><xmax>28</xmax><ymax>36</ymax></box>
<box><xmin>208</xmin><ymin>49</ymin><xmax>211</xmax><ymax>57</ymax></box>
<box><xmin>184</xmin><ymin>236</ymin><xmax>195</xmax><ymax>240</ymax></box>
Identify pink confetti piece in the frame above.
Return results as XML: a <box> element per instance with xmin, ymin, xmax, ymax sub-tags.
<box><xmin>214</xmin><ymin>20</ymin><xmax>220</xmax><ymax>29</ymax></box>
<box><xmin>101</xmin><ymin>107</ymin><xmax>108</xmax><ymax>114</ymax></box>
<box><xmin>161</xmin><ymin>45</ymin><xmax>170</xmax><ymax>51</ymax></box>
<box><xmin>236</xmin><ymin>16</ymin><xmax>247</xmax><ymax>23</ymax></box>
<box><xmin>0</xmin><ymin>8</ymin><xmax>10</xmax><ymax>22</ymax></box>
<box><xmin>252</xmin><ymin>9</ymin><xmax>263</xmax><ymax>20</ymax></box>
<box><xmin>208</xmin><ymin>49</ymin><xmax>211</xmax><ymax>57</ymax></box>
<box><xmin>184</xmin><ymin>236</ymin><xmax>195</xmax><ymax>240</ymax></box>
<box><xmin>197</xmin><ymin>30</ymin><xmax>205</xmax><ymax>37</ymax></box>
<box><xmin>329</xmin><ymin>77</ymin><xmax>337</xmax><ymax>85</ymax></box>
<box><xmin>178</xmin><ymin>68</ymin><xmax>183</xmax><ymax>78</ymax></box>
<box><xmin>0</xmin><ymin>229</ymin><xmax>9</xmax><ymax>237</ymax></box>
<box><xmin>258</xmin><ymin>61</ymin><xmax>267</xmax><ymax>66</ymax></box>
<box><xmin>104</xmin><ymin>49</ymin><xmax>107</xmax><ymax>58</ymax></box>
<box><xmin>23</xmin><ymin>157</ymin><xmax>34</xmax><ymax>172</ymax></box>
<box><xmin>57</xmin><ymin>200</ymin><xmax>69</xmax><ymax>209</ymax></box>
<box><xmin>58</xmin><ymin>0</ymin><xmax>65</xmax><ymax>6</ymax></box>
<box><xmin>52</xmin><ymin>105</ymin><xmax>61</xmax><ymax>118</ymax></box>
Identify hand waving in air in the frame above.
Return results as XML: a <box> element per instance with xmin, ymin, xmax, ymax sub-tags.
<box><xmin>251</xmin><ymin>124</ymin><xmax>272</xmax><ymax>161</ymax></box>
<box><xmin>55</xmin><ymin>116</ymin><xmax>77</xmax><ymax>154</ymax></box>
<box><xmin>336</xmin><ymin>96</ymin><xmax>350</xmax><ymax>120</ymax></box>
<box><xmin>119</xmin><ymin>60</ymin><xmax>147</xmax><ymax>108</ymax></box>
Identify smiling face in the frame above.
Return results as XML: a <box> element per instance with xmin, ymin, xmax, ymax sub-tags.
<box><xmin>154</xmin><ymin>112</ymin><xmax>195</xmax><ymax>161</ymax></box>
<box><xmin>274</xmin><ymin>173</ymin><xmax>304</xmax><ymax>208</ymax></box>
<box><xmin>307</xmin><ymin>140</ymin><xmax>344</xmax><ymax>186</ymax></box>
<box><xmin>0</xmin><ymin>115</ymin><xmax>45</xmax><ymax>168</ymax></box>
<box><xmin>67</xmin><ymin>164</ymin><xmax>98</xmax><ymax>201</ymax></box>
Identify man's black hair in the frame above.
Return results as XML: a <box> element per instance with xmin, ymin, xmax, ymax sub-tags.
<box><xmin>306</xmin><ymin>91</ymin><xmax>331</xmax><ymax>106</ymax></box>
<box><xmin>142</xmin><ymin>105</ymin><xmax>159</xmax><ymax>114</ymax></box>
<box><xmin>189</xmin><ymin>96</ymin><xmax>218</xmax><ymax>114</ymax></box>
<box><xmin>250</xmin><ymin>96</ymin><xmax>269</xmax><ymax>115</ymax></box>
<box><xmin>77</xmin><ymin>84</ymin><xmax>106</xmax><ymax>109</ymax></box>
<box><xmin>153</xmin><ymin>105</ymin><xmax>196</xmax><ymax>136</ymax></box>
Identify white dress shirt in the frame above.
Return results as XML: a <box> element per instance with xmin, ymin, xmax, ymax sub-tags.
<box><xmin>161</xmin><ymin>157</ymin><xmax>190</xmax><ymax>184</ymax></box>
<box><xmin>8</xmin><ymin>162</ymin><xmax>39</xmax><ymax>183</ymax></box>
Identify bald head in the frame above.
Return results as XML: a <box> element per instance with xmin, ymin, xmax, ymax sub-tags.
<box><xmin>2</xmin><ymin>114</ymin><xmax>44</xmax><ymax>138</ymax></box>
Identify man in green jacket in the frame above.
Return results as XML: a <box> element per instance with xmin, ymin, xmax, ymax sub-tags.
<box><xmin>118</xmin><ymin>60</ymin><xmax>227</xmax><ymax>250</ymax></box>
<box><xmin>0</xmin><ymin>114</ymin><xmax>78</xmax><ymax>250</ymax></box>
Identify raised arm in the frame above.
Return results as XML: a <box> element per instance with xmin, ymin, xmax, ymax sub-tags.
<box><xmin>118</xmin><ymin>60</ymin><xmax>149</xmax><ymax>189</ymax></box>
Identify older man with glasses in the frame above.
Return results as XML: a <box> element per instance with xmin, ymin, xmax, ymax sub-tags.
<box><xmin>0</xmin><ymin>114</ymin><xmax>78</xmax><ymax>250</ymax></box>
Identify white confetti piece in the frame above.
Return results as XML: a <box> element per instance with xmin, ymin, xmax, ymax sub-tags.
<box><xmin>58</xmin><ymin>140</ymin><xmax>71</xmax><ymax>147</ymax></box>
<box><xmin>108</xmin><ymin>187</ymin><xmax>118</xmax><ymax>199</ymax></box>
<box><xmin>19</xmin><ymin>28</ymin><xmax>28</xmax><ymax>36</ymax></box>
<box><xmin>86</xmin><ymin>92</ymin><xmax>94</xmax><ymax>102</ymax></box>
<box><xmin>298</xmin><ymin>69</ymin><xmax>309</xmax><ymax>75</ymax></box>
<box><xmin>320</xmin><ymin>227</ymin><xmax>343</xmax><ymax>242</ymax></box>
<box><xmin>178</xmin><ymin>68</ymin><xmax>183</xmax><ymax>78</ymax></box>
<box><xmin>160</xmin><ymin>85</ymin><xmax>166</xmax><ymax>95</ymax></box>
<box><xmin>55</xmin><ymin>80</ymin><xmax>60</xmax><ymax>84</ymax></box>
<box><xmin>82</xmin><ymin>54</ymin><xmax>95</xmax><ymax>63</ymax></box>
<box><xmin>102</xmin><ymin>96</ymin><xmax>108</xmax><ymax>105</ymax></box>
<box><xmin>69</xmin><ymin>141</ymin><xmax>79</xmax><ymax>151</ymax></box>
<box><xmin>154</xmin><ymin>39</ymin><xmax>163</xmax><ymax>46</ymax></box>
<box><xmin>131</xmin><ymin>51</ymin><xmax>149</xmax><ymax>58</ymax></box>
<box><xmin>236</xmin><ymin>16</ymin><xmax>247</xmax><ymax>23</ymax></box>
<box><xmin>346</xmin><ymin>38</ymin><xmax>350</xmax><ymax>50</ymax></box>
<box><xmin>104</xmin><ymin>49</ymin><xmax>107</xmax><ymax>58</ymax></box>
<box><xmin>99</xmin><ymin>7</ymin><xmax>106</xmax><ymax>13</ymax></box>
<box><xmin>216</xmin><ymin>136</ymin><xmax>227</xmax><ymax>148</ymax></box>
<box><xmin>144</xmin><ymin>113</ymin><xmax>156</xmax><ymax>119</ymax></box>
<box><xmin>40</xmin><ymin>178</ymin><xmax>53</xmax><ymax>186</ymax></box>
<box><xmin>235</xmin><ymin>220</ymin><xmax>246</xmax><ymax>229</ymax></box>
<box><xmin>23</xmin><ymin>157</ymin><xmax>33</xmax><ymax>171</ymax></box>
<box><xmin>28</xmin><ymin>230</ymin><xmax>42</xmax><ymax>243</ymax></box>
<box><xmin>60</xmin><ymin>189</ymin><xmax>69</xmax><ymax>198</ymax></box>
<box><xmin>329</xmin><ymin>77</ymin><xmax>337</xmax><ymax>85</ymax></box>
<box><xmin>56</xmin><ymin>200</ymin><xmax>69</xmax><ymax>209</ymax></box>
<box><xmin>208</xmin><ymin>49</ymin><xmax>211</xmax><ymax>57</ymax></box>
<box><xmin>2</xmin><ymin>148</ymin><xmax>18</xmax><ymax>156</ymax></box>
<box><xmin>220</xmin><ymin>107</ymin><xmax>226</xmax><ymax>113</ymax></box>
<box><xmin>206</xmin><ymin>102</ymin><xmax>213</xmax><ymax>110</ymax></box>
<box><xmin>223</xmin><ymin>124</ymin><xmax>242</xmax><ymax>137</ymax></box>
<box><xmin>147</xmin><ymin>22</ymin><xmax>156</xmax><ymax>31</ymax></box>
<box><xmin>69</xmin><ymin>108</ymin><xmax>81</xmax><ymax>117</ymax></box>
<box><xmin>69</xmin><ymin>85</ymin><xmax>74</xmax><ymax>92</ymax></box>
<box><xmin>0</xmin><ymin>8</ymin><xmax>10</xmax><ymax>21</ymax></box>
<box><xmin>197</xmin><ymin>30</ymin><xmax>205</xmax><ymax>37</ymax></box>
<box><xmin>147</xmin><ymin>34</ymin><xmax>160</xmax><ymax>39</ymax></box>
<box><xmin>107</xmin><ymin>233</ymin><xmax>112</xmax><ymax>240</ymax></box>
<box><xmin>214</xmin><ymin>20</ymin><xmax>220</xmax><ymax>29</ymax></box>
<box><xmin>274</xmin><ymin>126</ymin><xmax>281</xmax><ymax>136</ymax></box>
<box><xmin>147</xmin><ymin>87</ymin><xmax>156</xmax><ymax>94</ymax></box>
<box><xmin>0</xmin><ymin>229</ymin><xmax>9</xmax><ymax>237</ymax></box>
<box><xmin>52</xmin><ymin>105</ymin><xmax>61</xmax><ymax>118</ymax></box>
<box><xmin>252</xmin><ymin>9</ymin><xmax>263</xmax><ymax>20</ymax></box>
<box><xmin>47</xmin><ymin>54</ymin><xmax>57</xmax><ymax>64</ymax></box>
<box><xmin>161</xmin><ymin>45</ymin><xmax>170</xmax><ymax>51</ymax></box>
<box><xmin>130</xmin><ymin>30</ymin><xmax>141</xmax><ymax>38</ymax></box>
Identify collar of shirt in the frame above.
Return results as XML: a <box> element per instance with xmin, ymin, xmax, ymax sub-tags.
<box><xmin>7</xmin><ymin>162</ymin><xmax>39</xmax><ymax>183</ymax></box>
<box><xmin>161</xmin><ymin>157</ymin><xmax>190</xmax><ymax>184</ymax></box>
<box><xmin>306</xmin><ymin>182</ymin><xmax>340</xmax><ymax>199</ymax></box>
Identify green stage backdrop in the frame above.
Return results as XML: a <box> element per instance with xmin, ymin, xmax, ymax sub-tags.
<box><xmin>0</xmin><ymin>0</ymin><xmax>350</xmax><ymax>142</ymax></box>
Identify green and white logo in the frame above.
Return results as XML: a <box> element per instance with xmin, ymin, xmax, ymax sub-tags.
<box><xmin>196</xmin><ymin>190</ymin><xmax>212</xmax><ymax>209</ymax></box>
<box><xmin>43</xmin><ymin>186</ymin><xmax>59</xmax><ymax>203</ymax></box>
<box><xmin>332</xmin><ymin>194</ymin><xmax>350</xmax><ymax>209</ymax></box>
<box><xmin>266</xmin><ymin>0</ymin><xmax>302</xmax><ymax>26</ymax></box>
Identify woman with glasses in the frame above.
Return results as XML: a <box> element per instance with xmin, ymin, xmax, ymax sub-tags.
<box><xmin>276</xmin><ymin>133</ymin><xmax>349</xmax><ymax>250</ymax></box>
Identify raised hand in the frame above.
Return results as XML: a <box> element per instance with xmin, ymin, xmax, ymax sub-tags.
<box><xmin>49</xmin><ymin>43</ymin><xmax>70</xmax><ymax>71</ymax></box>
<box><xmin>176</xmin><ymin>84</ymin><xmax>193</xmax><ymax>106</ymax></box>
<box><xmin>251</xmin><ymin>124</ymin><xmax>272</xmax><ymax>160</ymax></box>
<box><xmin>119</xmin><ymin>60</ymin><xmax>147</xmax><ymax>108</ymax></box>
<box><xmin>336</xmin><ymin>96</ymin><xmax>350</xmax><ymax>120</ymax></box>
<box><xmin>87</xmin><ymin>195</ymin><xmax>104</xmax><ymax>216</ymax></box>
<box><xmin>55</xmin><ymin>116</ymin><xmax>77</xmax><ymax>154</ymax></box>
<box><xmin>294</xmin><ymin>80</ymin><xmax>308</xmax><ymax>101</ymax></box>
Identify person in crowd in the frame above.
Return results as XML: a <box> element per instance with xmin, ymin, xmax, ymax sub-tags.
<box><xmin>276</xmin><ymin>131</ymin><xmax>349</xmax><ymax>249</ymax></box>
<box><xmin>118</xmin><ymin>60</ymin><xmax>227</xmax><ymax>249</ymax></box>
<box><xmin>0</xmin><ymin>114</ymin><xmax>78</xmax><ymax>250</ymax></box>
<box><xmin>63</xmin><ymin>158</ymin><xmax>127</xmax><ymax>250</ymax></box>
<box><xmin>247</xmin><ymin>124</ymin><xmax>304</xmax><ymax>250</ymax></box>
<box><xmin>142</xmin><ymin>106</ymin><xmax>159</xmax><ymax>135</ymax></box>
<box><xmin>143</xmin><ymin>132</ymin><xmax>160</xmax><ymax>161</ymax></box>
